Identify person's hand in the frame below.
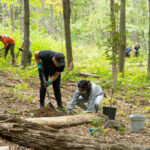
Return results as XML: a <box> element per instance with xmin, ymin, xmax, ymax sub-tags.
<box><xmin>19</xmin><ymin>48</ymin><xmax>23</xmax><ymax>51</ymax></box>
<box><xmin>45</xmin><ymin>80</ymin><xmax>52</xmax><ymax>87</ymax></box>
<box><xmin>38</xmin><ymin>62</ymin><xmax>43</xmax><ymax>72</ymax></box>
<box><xmin>66</xmin><ymin>110</ymin><xmax>71</xmax><ymax>114</ymax></box>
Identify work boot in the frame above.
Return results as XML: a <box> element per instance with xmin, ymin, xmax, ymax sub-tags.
<box><xmin>56</xmin><ymin>106</ymin><xmax>64</xmax><ymax>112</ymax></box>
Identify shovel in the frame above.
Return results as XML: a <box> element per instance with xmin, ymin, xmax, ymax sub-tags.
<box><xmin>41</xmin><ymin>72</ymin><xmax>56</xmax><ymax>110</ymax></box>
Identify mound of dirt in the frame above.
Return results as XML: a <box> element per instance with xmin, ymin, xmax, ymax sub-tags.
<box><xmin>30</xmin><ymin>106</ymin><xmax>66</xmax><ymax>117</ymax></box>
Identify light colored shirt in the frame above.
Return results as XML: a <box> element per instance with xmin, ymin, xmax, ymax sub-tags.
<box><xmin>67</xmin><ymin>82</ymin><xmax>103</xmax><ymax>113</ymax></box>
<box><xmin>22</xmin><ymin>40</ymin><xmax>32</xmax><ymax>52</ymax></box>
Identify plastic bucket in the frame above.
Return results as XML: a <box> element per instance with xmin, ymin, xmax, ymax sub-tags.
<box><xmin>129</xmin><ymin>114</ymin><xmax>146</xmax><ymax>133</ymax></box>
<box><xmin>103</xmin><ymin>107</ymin><xmax>117</xmax><ymax>120</ymax></box>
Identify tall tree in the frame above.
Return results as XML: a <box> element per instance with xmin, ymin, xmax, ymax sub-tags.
<box><xmin>20</xmin><ymin>0</ymin><xmax>24</xmax><ymax>33</ymax></box>
<box><xmin>118</xmin><ymin>0</ymin><xmax>126</xmax><ymax>73</ymax></box>
<box><xmin>10</xmin><ymin>4</ymin><xmax>15</xmax><ymax>31</ymax></box>
<box><xmin>49</xmin><ymin>4</ymin><xmax>54</xmax><ymax>34</ymax></box>
<box><xmin>21</xmin><ymin>0</ymin><xmax>30</xmax><ymax>68</ymax></box>
<box><xmin>110</xmin><ymin>0</ymin><xmax>117</xmax><ymax>89</ymax></box>
<box><xmin>62</xmin><ymin>0</ymin><xmax>73</xmax><ymax>71</ymax></box>
<box><xmin>148</xmin><ymin>0</ymin><xmax>150</xmax><ymax>79</ymax></box>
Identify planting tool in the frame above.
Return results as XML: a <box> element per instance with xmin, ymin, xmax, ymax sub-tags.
<box><xmin>41</xmin><ymin>72</ymin><xmax>56</xmax><ymax>110</ymax></box>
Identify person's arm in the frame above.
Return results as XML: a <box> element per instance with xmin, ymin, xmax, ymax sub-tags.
<box><xmin>67</xmin><ymin>90</ymin><xmax>80</xmax><ymax>112</ymax></box>
<box><xmin>34</xmin><ymin>51</ymin><xmax>40</xmax><ymax>64</ymax></box>
<box><xmin>0</xmin><ymin>40</ymin><xmax>7</xmax><ymax>50</ymax></box>
<box><xmin>86</xmin><ymin>95</ymin><xmax>95</xmax><ymax>113</ymax></box>
<box><xmin>0</xmin><ymin>47</ymin><xmax>5</xmax><ymax>50</ymax></box>
<box><xmin>49</xmin><ymin>71</ymin><xmax>61</xmax><ymax>82</ymax></box>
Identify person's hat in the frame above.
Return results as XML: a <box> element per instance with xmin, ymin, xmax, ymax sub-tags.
<box><xmin>54</xmin><ymin>53</ymin><xmax>65</xmax><ymax>67</ymax></box>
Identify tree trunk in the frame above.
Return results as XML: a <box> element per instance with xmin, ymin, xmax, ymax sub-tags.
<box><xmin>110</xmin><ymin>0</ymin><xmax>117</xmax><ymax>89</ymax></box>
<box><xmin>26</xmin><ymin>113</ymin><xmax>100</xmax><ymax>128</ymax></box>
<box><xmin>41</xmin><ymin>0</ymin><xmax>46</xmax><ymax>29</ymax></box>
<box><xmin>0</xmin><ymin>2</ymin><xmax>3</xmax><ymax>23</ymax></box>
<box><xmin>2</xmin><ymin>3</ymin><xmax>5</xmax><ymax>26</ymax></box>
<box><xmin>118</xmin><ymin>0</ymin><xmax>126</xmax><ymax>74</ymax></box>
<box><xmin>148</xmin><ymin>0</ymin><xmax>150</xmax><ymax>79</ymax></box>
<box><xmin>20</xmin><ymin>0</ymin><xmax>24</xmax><ymax>34</ymax></box>
<box><xmin>49</xmin><ymin>4</ymin><xmax>54</xmax><ymax>34</ymax></box>
<box><xmin>63</xmin><ymin>0</ymin><xmax>73</xmax><ymax>71</ymax></box>
<box><xmin>21</xmin><ymin>0</ymin><xmax>30</xmax><ymax>68</ymax></box>
<box><xmin>10</xmin><ymin>5</ymin><xmax>15</xmax><ymax>32</ymax></box>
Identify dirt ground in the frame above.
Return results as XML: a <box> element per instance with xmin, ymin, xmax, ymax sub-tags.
<box><xmin>0</xmin><ymin>70</ymin><xmax>150</xmax><ymax>149</ymax></box>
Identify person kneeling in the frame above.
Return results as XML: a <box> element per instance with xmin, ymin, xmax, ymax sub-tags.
<box><xmin>67</xmin><ymin>80</ymin><xmax>104</xmax><ymax>114</ymax></box>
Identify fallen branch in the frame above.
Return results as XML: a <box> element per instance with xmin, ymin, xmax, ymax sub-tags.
<box><xmin>0</xmin><ymin>82</ymin><xmax>15</xmax><ymax>87</ymax></box>
<box><xmin>79</xmin><ymin>72</ymin><xmax>101</xmax><ymax>78</ymax></box>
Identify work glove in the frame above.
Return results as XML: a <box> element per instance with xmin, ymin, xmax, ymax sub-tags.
<box><xmin>38</xmin><ymin>62</ymin><xmax>43</xmax><ymax>72</ymax></box>
<box><xmin>19</xmin><ymin>48</ymin><xmax>23</xmax><ymax>51</ymax></box>
<box><xmin>45</xmin><ymin>80</ymin><xmax>52</xmax><ymax>87</ymax></box>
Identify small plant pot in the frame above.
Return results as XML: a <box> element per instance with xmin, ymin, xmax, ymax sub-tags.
<box><xmin>103</xmin><ymin>106</ymin><xmax>117</xmax><ymax>120</ymax></box>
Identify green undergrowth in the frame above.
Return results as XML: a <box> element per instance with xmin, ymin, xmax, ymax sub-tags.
<box><xmin>0</xmin><ymin>29</ymin><xmax>150</xmax><ymax>106</ymax></box>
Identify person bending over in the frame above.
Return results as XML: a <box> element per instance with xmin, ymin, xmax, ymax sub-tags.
<box><xmin>35</xmin><ymin>50</ymin><xmax>65</xmax><ymax>110</ymax></box>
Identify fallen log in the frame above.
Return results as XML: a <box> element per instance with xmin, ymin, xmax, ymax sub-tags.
<box><xmin>79</xmin><ymin>72</ymin><xmax>101</xmax><ymax>78</ymax></box>
<box><xmin>26</xmin><ymin>113</ymin><xmax>101</xmax><ymax>128</ymax></box>
<box><xmin>0</xmin><ymin>115</ymin><xmax>149</xmax><ymax>150</ymax></box>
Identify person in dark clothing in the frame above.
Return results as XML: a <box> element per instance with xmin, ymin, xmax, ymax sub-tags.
<box><xmin>134</xmin><ymin>42</ymin><xmax>140</xmax><ymax>57</ymax></box>
<box><xmin>125</xmin><ymin>47</ymin><xmax>132</xmax><ymax>57</ymax></box>
<box><xmin>34</xmin><ymin>50</ymin><xmax>65</xmax><ymax>110</ymax></box>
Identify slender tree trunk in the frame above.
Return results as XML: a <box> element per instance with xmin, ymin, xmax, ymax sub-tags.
<box><xmin>49</xmin><ymin>4</ymin><xmax>54</xmax><ymax>34</ymax></box>
<box><xmin>21</xmin><ymin>0</ymin><xmax>30</xmax><ymax>68</ymax></box>
<box><xmin>147</xmin><ymin>0</ymin><xmax>150</xmax><ymax>79</ymax></box>
<box><xmin>2</xmin><ymin>3</ymin><xmax>5</xmax><ymax>26</ymax></box>
<box><xmin>20</xmin><ymin>0</ymin><xmax>24</xmax><ymax>34</ymax></box>
<box><xmin>10</xmin><ymin>4</ymin><xmax>15</xmax><ymax>32</ymax></box>
<box><xmin>59</xmin><ymin>11</ymin><xmax>64</xmax><ymax>51</ymax></box>
<box><xmin>63</xmin><ymin>0</ymin><xmax>73</xmax><ymax>71</ymax></box>
<box><xmin>110</xmin><ymin>0</ymin><xmax>117</xmax><ymax>89</ymax></box>
<box><xmin>118</xmin><ymin>0</ymin><xmax>126</xmax><ymax>74</ymax></box>
<box><xmin>42</xmin><ymin>0</ymin><xmax>46</xmax><ymax>28</ymax></box>
<box><xmin>0</xmin><ymin>2</ymin><xmax>3</xmax><ymax>23</ymax></box>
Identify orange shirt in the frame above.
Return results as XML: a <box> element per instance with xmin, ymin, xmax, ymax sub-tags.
<box><xmin>1</xmin><ymin>35</ymin><xmax>15</xmax><ymax>47</ymax></box>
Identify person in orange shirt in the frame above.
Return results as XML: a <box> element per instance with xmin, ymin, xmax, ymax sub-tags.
<box><xmin>0</xmin><ymin>35</ymin><xmax>15</xmax><ymax>64</ymax></box>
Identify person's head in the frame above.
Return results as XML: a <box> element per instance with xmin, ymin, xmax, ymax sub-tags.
<box><xmin>77</xmin><ymin>80</ymin><xmax>91</xmax><ymax>96</ymax></box>
<box><xmin>53</xmin><ymin>53</ymin><xmax>65</xmax><ymax>67</ymax></box>
<box><xmin>135</xmin><ymin>42</ymin><xmax>139</xmax><ymax>46</ymax></box>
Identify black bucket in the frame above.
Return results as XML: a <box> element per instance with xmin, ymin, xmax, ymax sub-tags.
<box><xmin>103</xmin><ymin>106</ymin><xmax>117</xmax><ymax>120</ymax></box>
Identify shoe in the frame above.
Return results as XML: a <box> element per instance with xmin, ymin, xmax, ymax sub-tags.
<box><xmin>56</xmin><ymin>106</ymin><xmax>65</xmax><ymax>112</ymax></box>
<box><xmin>38</xmin><ymin>103</ymin><xmax>45</xmax><ymax>109</ymax></box>
<box><xmin>94</xmin><ymin>105</ymin><xmax>99</xmax><ymax>113</ymax></box>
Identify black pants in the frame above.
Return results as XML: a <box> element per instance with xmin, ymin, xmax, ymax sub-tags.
<box><xmin>39</xmin><ymin>71</ymin><xmax>62</xmax><ymax>107</ymax></box>
<box><xmin>135</xmin><ymin>50</ymin><xmax>139</xmax><ymax>57</ymax></box>
<box><xmin>5</xmin><ymin>44</ymin><xmax>15</xmax><ymax>62</ymax></box>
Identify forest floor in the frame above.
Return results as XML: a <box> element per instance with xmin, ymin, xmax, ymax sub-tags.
<box><xmin>0</xmin><ymin>70</ymin><xmax>150</xmax><ymax>150</ymax></box>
